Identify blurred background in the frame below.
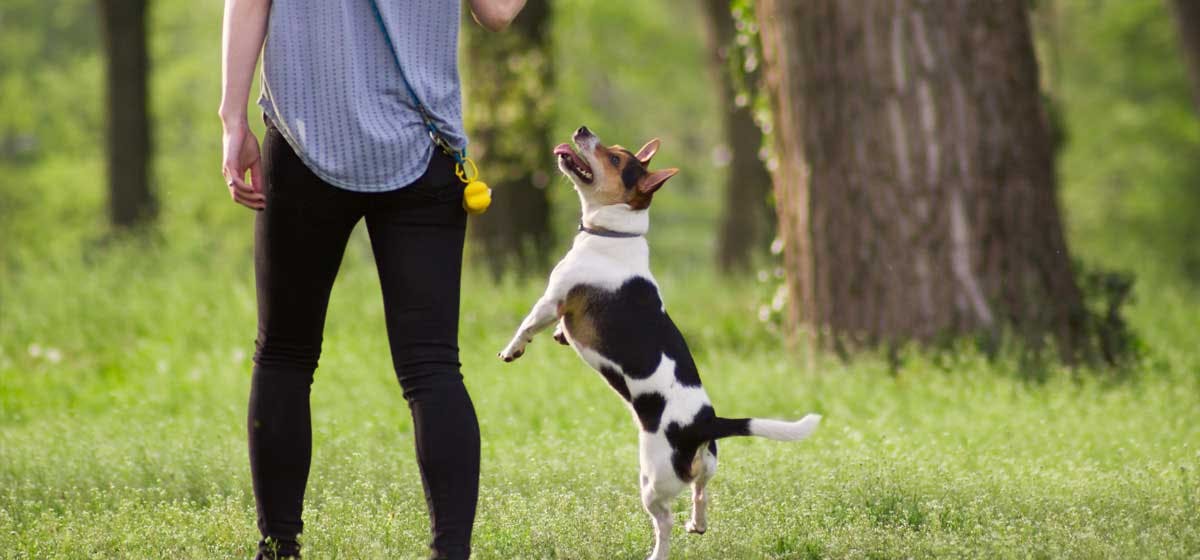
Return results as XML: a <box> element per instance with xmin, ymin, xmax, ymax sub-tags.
<box><xmin>2</xmin><ymin>0</ymin><xmax>1199</xmax><ymax>557</ymax></box>
<box><xmin>1</xmin><ymin>0</ymin><xmax>1197</xmax><ymax>343</ymax></box>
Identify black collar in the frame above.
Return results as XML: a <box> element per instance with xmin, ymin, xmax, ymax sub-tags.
<box><xmin>578</xmin><ymin>222</ymin><xmax>644</xmax><ymax>238</ymax></box>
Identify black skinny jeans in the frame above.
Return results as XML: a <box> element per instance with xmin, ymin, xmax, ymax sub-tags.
<box><xmin>249</xmin><ymin>121</ymin><xmax>480</xmax><ymax>559</ymax></box>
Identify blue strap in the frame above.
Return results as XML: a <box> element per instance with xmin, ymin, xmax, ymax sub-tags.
<box><xmin>365</xmin><ymin>0</ymin><xmax>467</xmax><ymax>165</ymax></box>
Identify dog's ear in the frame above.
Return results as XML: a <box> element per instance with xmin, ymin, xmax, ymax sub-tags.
<box><xmin>637</xmin><ymin>168</ymin><xmax>678</xmax><ymax>195</ymax></box>
<box><xmin>635</xmin><ymin>138</ymin><xmax>661</xmax><ymax>165</ymax></box>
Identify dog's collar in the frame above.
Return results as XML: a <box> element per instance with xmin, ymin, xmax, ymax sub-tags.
<box><xmin>578</xmin><ymin>223</ymin><xmax>644</xmax><ymax>238</ymax></box>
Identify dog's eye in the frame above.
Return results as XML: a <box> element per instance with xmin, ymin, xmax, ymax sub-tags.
<box><xmin>609</xmin><ymin>155</ymin><xmax>620</xmax><ymax>167</ymax></box>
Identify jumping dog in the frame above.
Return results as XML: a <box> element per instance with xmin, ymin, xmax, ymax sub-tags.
<box><xmin>499</xmin><ymin>126</ymin><xmax>821</xmax><ymax>560</ymax></box>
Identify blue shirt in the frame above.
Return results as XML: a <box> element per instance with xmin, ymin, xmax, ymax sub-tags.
<box><xmin>259</xmin><ymin>0</ymin><xmax>466</xmax><ymax>192</ymax></box>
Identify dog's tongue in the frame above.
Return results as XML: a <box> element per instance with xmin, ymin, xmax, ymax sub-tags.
<box><xmin>554</xmin><ymin>143</ymin><xmax>593</xmax><ymax>177</ymax></box>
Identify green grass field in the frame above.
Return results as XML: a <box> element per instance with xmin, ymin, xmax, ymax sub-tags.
<box><xmin>2</xmin><ymin>199</ymin><xmax>1199</xmax><ymax>558</ymax></box>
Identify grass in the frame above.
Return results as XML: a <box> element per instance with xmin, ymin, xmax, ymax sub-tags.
<box><xmin>2</xmin><ymin>198</ymin><xmax>1198</xmax><ymax>558</ymax></box>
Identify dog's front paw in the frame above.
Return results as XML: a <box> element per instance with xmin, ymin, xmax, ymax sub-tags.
<box><xmin>498</xmin><ymin>340</ymin><xmax>527</xmax><ymax>362</ymax></box>
<box><xmin>686</xmin><ymin>521</ymin><xmax>706</xmax><ymax>534</ymax></box>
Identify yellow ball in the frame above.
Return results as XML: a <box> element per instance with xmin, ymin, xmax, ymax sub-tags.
<box><xmin>463</xmin><ymin>180</ymin><xmax>491</xmax><ymax>214</ymax></box>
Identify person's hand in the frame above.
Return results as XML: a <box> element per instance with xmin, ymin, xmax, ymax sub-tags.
<box><xmin>221</xmin><ymin>120</ymin><xmax>266</xmax><ymax>210</ymax></box>
<box><xmin>468</xmin><ymin>0</ymin><xmax>527</xmax><ymax>31</ymax></box>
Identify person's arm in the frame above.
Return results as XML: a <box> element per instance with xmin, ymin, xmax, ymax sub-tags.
<box><xmin>468</xmin><ymin>0</ymin><xmax>527</xmax><ymax>32</ymax></box>
<box><xmin>218</xmin><ymin>0</ymin><xmax>271</xmax><ymax>210</ymax></box>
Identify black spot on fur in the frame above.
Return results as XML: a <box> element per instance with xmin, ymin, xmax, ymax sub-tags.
<box><xmin>620</xmin><ymin>157</ymin><xmax>647</xmax><ymax>189</ymax></box>
<box><xmin>570</xmin><ymin>278</ymin><xmax>702</xmax><ymax>385</ymax></box>
<box><xmin>599</xmin><ymin>365</ymin><xmax>631</xmax><ymax>402</ymax></box>
<box><xmin>632</xmin><ymin>392</ymin><xmax>667</xmax><ymax>433</ymax></box>
<box><xmin>664</xmin><ymin>422</ymin><xmax>698</xmax><ymax>481</ymax></box>
<box><xmin>665</xmin><ymin>406</ymin><xmax>749</xmax><ymax>481</ymax></box>
<box><xmin>694</xmin><ymin>404</ymin><xmax>717</xmax><ymax>424</ymax></box>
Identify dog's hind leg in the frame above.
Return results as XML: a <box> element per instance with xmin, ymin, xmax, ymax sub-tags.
<box><xmin>686</xmin><ymin>441</ymin><xmax>718</xmax><ymax>534</ymax></box>
<box><xmin>641</xmin><ymin>483</ymin><xmax>674</xmax><ymax>560</ymax></box>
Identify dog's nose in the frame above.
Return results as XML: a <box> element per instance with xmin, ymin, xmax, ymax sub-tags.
<box><xmin>576</xmin><ymin>126</ymin><xmax>592</xmax><ymax>138</ymax></box>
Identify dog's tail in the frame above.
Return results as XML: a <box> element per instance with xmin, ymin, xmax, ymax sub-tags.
<box><xmin>701</xmin><ymin>413</ymin><xmax>822</xmax><ymax>442</ymax></box>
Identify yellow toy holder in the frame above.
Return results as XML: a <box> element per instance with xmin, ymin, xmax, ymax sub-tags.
<box><xmin>456</xmin><ymin>157</ymin><xmax>492</xmax><ymax>215</ymax></box>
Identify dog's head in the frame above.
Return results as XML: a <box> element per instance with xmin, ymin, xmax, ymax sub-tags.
<box><xmin>554</xmin><ymin>126</ymin><xmax>678</xmax><ymax>211</ymax></box>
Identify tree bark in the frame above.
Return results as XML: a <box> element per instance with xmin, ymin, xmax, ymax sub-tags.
<box><xmin>699</xmin><ymin>0</ymin><xmax>776</xmax><ymax>274</ymax></box>
<box><xmin>463</xmin><ymin>0</ymin><xmax>554</xmax><ymax>278</ymax></box>
<box><xmin>1170</xmin><ymin>0</ymin><xmax>1200</xmax><ymax>114</ymax></box>
<box><xmin>757</xmin><ymin>0</ymin><xmax>1092</xmax><ymax>361</ymax></box>
<box><xmin>98</xmin><ymin>0</ymin><xmax>155</xmax><ymax>228</ymax></box>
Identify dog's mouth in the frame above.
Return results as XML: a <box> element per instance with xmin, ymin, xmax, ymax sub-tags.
<box><xmin>554</xmin><ymin>143</ymin><xmax>594</xmax><ymax>184</ymax></box>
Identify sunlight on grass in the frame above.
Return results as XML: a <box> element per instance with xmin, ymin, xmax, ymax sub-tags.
<box><xmin>2</xmin><ymin>229</ymin><xmax>1198</xmax><ymax>557</ymax></box>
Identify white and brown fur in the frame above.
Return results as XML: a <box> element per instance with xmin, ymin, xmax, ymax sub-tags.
<box><xmin>498</xmin><ymin>127</ymin><xmax>821</xmax><ymax>560</ymax></box>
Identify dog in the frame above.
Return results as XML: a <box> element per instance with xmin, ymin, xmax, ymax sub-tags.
<box><xmin>498</xmin><ymin>126</ymin><xmax>821</xmax><ymax>560</ymax></box>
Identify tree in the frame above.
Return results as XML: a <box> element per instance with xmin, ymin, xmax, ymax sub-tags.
<box><xmin>1170</xmin><ymin>0</ymin><xmax>1200</xmax><ymax>114</ymax></box>
<box><xmin>756</xmin><ymin>0</ymin><xmax>1095</xmax><ymax>361</ymax></box>
<box><xmin>699</xmin><ymin>0</ymin><xmax>775</xmax><ymax>274</ymax></box>
<box><xmin>98</xmin><ymin>0</ymin><xmax>155</xmax><ymax>228</ymax></box>
<box><xmin>462</xmin><ymin>0</ymin><xmax>554</xmax><ymax>277</ymax></box>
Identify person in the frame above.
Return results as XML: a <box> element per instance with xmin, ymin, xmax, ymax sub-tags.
<box><xmin>218</xmin><ymin>1</ymin><xmax>527</xmax><ymax>558</ymax></box>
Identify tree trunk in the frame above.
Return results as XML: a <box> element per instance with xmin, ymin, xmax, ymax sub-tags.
<box><xmin>756</xmin><ymin>0</ymin><xmax>1092</xmax><ymax>361</ymax></box>
<box><xmin>1170</xmin><ymin>0</ymin><xmax>1200</xmax><ymax>114</ymax></box>
<box><xmin>463</xmin><ymin>0</ymin><xmax>554</xmax><ymax>278</ymax></box>
<box><xmin>699</xmin><ymin>0</ymin><xmax>776</xmax><ymax>274</ymax></box>
<box><xmin>99</xmin><ymin>0</ymin><xmax>155</xmax><ymax>228</ymax></box>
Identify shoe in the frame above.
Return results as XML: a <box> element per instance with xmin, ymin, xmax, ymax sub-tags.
<box><xmin>254</xmin><ymin>536</ymin><xmax>301</xmax><ymax>559</ymax></box>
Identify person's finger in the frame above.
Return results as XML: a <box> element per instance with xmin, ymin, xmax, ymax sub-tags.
<box><xmin>232</xmin><ymin>189</ymin><xmax>266</xmax><ymax>210</ymax></box>
<box><xmin>225</xmin><ymin>170</ymin><xmax>259</xmax><ymax>197</ymax></box>
<box><xmin>231</xmin><ymin>186</ymin><xmax>265</xmax><ymax>202</ymax></box>
<box><xmin>249</xmin><ymin>158</ymin><xmax>265</xmax><ymax>194</ymax></box>
<box><xmin>224</xmin><ymin>164</ymin><xmax>249</xmax><ymax>189</ymax></box>
<box><xmin>228</xmin><ymin>183</ymin><xmax>261</xmax><ymax>202</ymax></box>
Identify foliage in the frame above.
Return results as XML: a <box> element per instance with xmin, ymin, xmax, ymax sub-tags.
<box><xmin>1048</xmin><ymin>0</ymin><xmax>1200</xmax><ymax>281</ymax></box>
<box><xmin>462</xmin><ymin>4</ymin><xmax>554</xmax><ymax>192</ymax></box>
<box><xmin>0</xmin><ymin>0</ymin><xmax>101</xmax><ymax>162</ymax></box>
<box><xmin>728</xmin><ymin>0</ymin><xmax>772</xmax><ymax>142</ymax></box>
<box><xmin>550</xmin><ymin>0</ymin><xmax>724</xmax><ymax>269</ymax></box>
<box><xmin>461</xmin><ymin>0</ymin><xmax>555</xmax><ymax>275</ymax></box>
<box><xmin>1075</xmin><ymin>261</ymin><xmax>1142</xmax><ymax>367</ymax></box>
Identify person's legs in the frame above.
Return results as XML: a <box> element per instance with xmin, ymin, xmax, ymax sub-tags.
<box><xmin>365</xmin><ymin>151</ymin><xmax>480</xmax><ymax>560</ymax></box>
<box><xmin>249</xmin><ymin>123</ymin><xmax>362</xmax><ymax>558</ymax></box>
